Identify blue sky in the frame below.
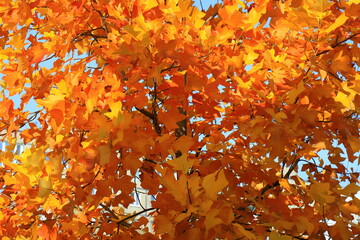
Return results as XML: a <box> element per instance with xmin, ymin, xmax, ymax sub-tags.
<box><xmin>194</xmin><ymin>0</ymin><xmax>219</xmax><ymax>9</ymax></box>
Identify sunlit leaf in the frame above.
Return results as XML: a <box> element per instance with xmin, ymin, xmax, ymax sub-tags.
<box><xmin>309</xmin><ymin>182</ymin><xmax>336</xmax><ymax>205</ymax></box>
<box><xmin>38</xmin><ymin>177</ymin><xmax>52</xmax><ymax>198</ymax></box>
<box><xmin>325</xmin><ymin>13</ymin><xmax>349</xmax><ymax>33</ymax></box>
<box><xmin>202</xmin><ymin>169</ymin><xmax>228</xmax><ymax>201</ymax></box>
<box><xmin>0</xmin><ymin>0</ymin><xmax>359</xmax><ymax>238</ymax></box>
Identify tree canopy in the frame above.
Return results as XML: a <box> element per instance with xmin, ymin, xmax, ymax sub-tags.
<box><xmin>0</xmin><ymin>0</ymin><xmax>360</xmax><ymax>239</ymax></box>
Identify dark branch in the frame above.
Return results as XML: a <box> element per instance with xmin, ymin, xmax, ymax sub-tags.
<box><xmin>116</xmin><ymin>208</ymin><xmax>156</xmax><ymax>226</ymax></box>
<box><xmin>135</xmin><ymin>107</ymin><xmax>154</xmax><ymax>119</ymax></box>
<box><xmin>298</xmin><ymin>159</ymin><xmax>360</xmax><ymax>175</ymax></box>
<box><xmin>260</xmin><ymin>181</ymin><xmax>280</xmax><ymax>196</ymax></box>
<box><xmin>315</xmin><ymin>33</ymin><xmax>360</xmax><ymax>57</ymax></box>
<box><xmin>82</xmin><ymin>169</ymin><xmax>101</xmax><ymax>189</ymax></box>
<box><xmin>160</xmin><ymin>64</ymin><xmax>180</xmax><ymax>73</ymax></box>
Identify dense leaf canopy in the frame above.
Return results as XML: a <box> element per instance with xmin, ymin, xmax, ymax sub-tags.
<box><xmin>0</xmin><ymin>0</ymin><xmax>360</xmax><ymax>239</ymax></box>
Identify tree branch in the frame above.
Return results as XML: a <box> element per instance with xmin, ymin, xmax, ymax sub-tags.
<box><xmin>134</xmin><ymin>177</ymin><xmax>145</xmax><ymax>210</ymax></box>
<box><xmin>135</xmin><ymin>107</ymin><xmax>154</xmax><ymax>119</ymax></box>
<box><xmin>82</xmin><ymin>169</ymin><xmax>101</xmax><ymax>189</ymax></box>
<box><xmin>160</xmin><ymin>63</ymin><xmax>180</xmax><ymax>73</ymax></box>
<box><xmin>99</xmin><ymin>203</ymin><xmax>131</xmax><ymax>227</ymax></box>
<box><xmin>315</xmin><ymin>33</ymin><xmax>360</xmax><ymax>57</ymax></box>
<box><xmin>299</xmin><ymin>159</ymin><xmax>360</xmax><ymax>175</ymax></box>
<box><xmin>260</xmin><ymin>181</ymin><xmax>280</xmax><ymax>196</ymax></box>
<box><xmin>116</xmin><ymin>208</ymin><xmax>156</xmax><ymax>226</ymax></box>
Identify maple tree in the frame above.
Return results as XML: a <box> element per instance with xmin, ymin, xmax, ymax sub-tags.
<box><xmin>0</xmin><ymin>0</ymin><xmax>360</xmax><ymax>239</ymax></box>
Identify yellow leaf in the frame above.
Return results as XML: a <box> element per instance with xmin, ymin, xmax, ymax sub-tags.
<box><xmin>0</xmin><ymin>54</ymin><xmax>9</xmax><ymax>60</ymax></box>
<box><xmin>202</xmin><ymin>169</ymin><xmax>228</xmax><ymax>201</ymax></box>
<box><xmin>279</xmin><ymin>179</ymin><xmax>293</xmax><ymax>193</ymax></box>
<box><xmin>339</xmin><ymin>202</ymin><xmax>360</xmax><ymax>215</ymax></box>
<box><xmin>134</xmin><ymin>14</ymin><xmax>148</xmax><ymax>31</ymax></box>
<box><xmin>288</xmin><ymin>7</ymin><xmax>318</xmax><ymax>28</ymax></box>
<box><xmin>43</xmin><ymin>194</ymin><xmax>63</xmax><ymax>211</ymax></box>
<box><xmin>286</xmin><ymin>80</ymin><xmax>305</xmax><ymax>104</ymax></box>
<box><xmin>56</xmin><ymin>134</ymin><xmax>64</xmax><ymax>144</ymax></box>
<box><xmin>244</xmin><ymin>2</ymin><xmax>267</xmax><ymax>30</ymax></box>
<box><xmin>319</xmin><ymin>69</ymin><xmax>327</xmax><ymax>80</ymax></box>
<box><xmin>339</xmin><ymin>82</ymin><xmax>357</xmax><ymax>110</ymax></box>
<box><xmin>309</xmin><ymin>182</ymin><xmax>336</xmax><ymax>205</ymax></box>
<box><xmin>341</xmin><ymin>183</ymin><xmax>360</xmax><ymax>196</ymax></box>
<box><xmin>296</xmin><ymin>216</ymin><xmax>314</xmax><ymax>235</ymax></box>
<box><xmin>143</xmin><ymin>0</ymin><xmax>158</xmax><ymax>11</ymax></box>
<box><xmin>3</xmin><ymin>174</ymin><xmax>17</xmax><ymax>185</ymax></box>
<box><xmin>99</xmin><ymin>145</ymin><xmax>110</xmax><ymax>165</ymax></box>
<box><xmin>269</xmin><ymin>231</ymin><xmax>292</xmax><ymax>240</ymax></box>
<box><xmin>244</xmin><ymin>50</ymin><xmax>259</xmax><ymax>65</ymax></box>
<box><xmin>205</xmin><ymin>208</ymin><xmax>223</xmax><ymax>233</ymax></box>
<box><xmin>167</xmin><ymin>153</ymin><xmax>193</xmax><ymax>173</ymax></box>
<box><xmin>181</xmin><ymin>228</ymin><xmax>201</xmax><ymax>240</ymax></box>
<box><xmin>22</xmin><ymin>147</ymin><xmax>46</xmax><ymax>173</ymax></box>
<box><xmin>123</xmin><ymin>25</ymin><xmax>141</xmax><ymax>39</ymax></box>
<box><xmin>36</xmin><ymin>94</ymin><xmax>65</xmax><ymax>111</ymax></box>
<box><xmin>336</xmin><ymin>91</ymin><xmax>355</xmax><ymax>110</ymax></box>
<box><xmin>47</xmin><ymin>156</ymin><xmax>62</xmax><ymax>177</ymax></box>
<box><xmin>325</xmin><ymin>13</ymin><xmax>348</xmax><ymax>33</ymax></box>
<box><xmin>226</xmin><ymin>52</ymin><xmax>244</xmax><ymax>69</ymax></box>
<box><xmin>234</xmin><ymin>76</ymin><xmax>253</xmax><ymax>89</ymax></box>
<box><xmin>233</xmin><ymin>224</ymin><xmax>256</xmax><ymax>240</ymax></box>
<box><xmin>330</xmin><ymin>50</ymin><xmax>354</xmax><ymax>73</ymax></box>
<box><xmin>303</xmin><ymin>0</ymin><xmax>334</xmax><ymax>19</ymax></box>
<box><xmin>218</xmin><ymin>205</ymin><xmax>235</xmax><ymax>224</ymax></box>
<box><xmin>313</xmin><ymin>141</ymin><xmax>326</xmax><ymax>152</ymax></box>
<box><xmin>81</xmin><ymin>141</ymin><xmax>92</xmax><ymax>148</ymax></box>
<box><xmin>154</xmin><ymin>215</ymin><xmax>174</xmax><ymax>236</ymax></box>
<box><xmin>104</xmin><ymin>101</ymin><xmax>123</xmax><ymax>124</ymax></box>
<box><xmin>85</xmin><ymin>96</ymin><xmax>98</xmax><ymax>113</ymax></box>
<box><xmin>43</xmin><ymin>30</ymin><xmax>56</xmax><ymax>39</ymax></box>
<box><xmin>272</xmin><ymin>220</ymin><xmax>295</xmax><ymax>231</ymax></box>
<box><xmin>172</xmin><ymin>136</ymin><xmax>193</xmax><ymax>154</ymax></box>
<box><xmin>38</xmin><ymin>177</ymin><xmax>52</xmax><ymax>198</ymax></box>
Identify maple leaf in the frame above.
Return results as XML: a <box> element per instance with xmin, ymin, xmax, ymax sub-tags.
<box><xmin>202</xmin><ymin>169</ymin><xmax>228</xmax><ymax>201</ymax></box>
<box><xmin>309</xmin><ymin>182</ymin><xmax>336</xmax><ymax>206</ymax></box>
<box><xmin>0</xmin><ymin>0</ymin><xmax>359</xmax><ymax>239</ymax></box>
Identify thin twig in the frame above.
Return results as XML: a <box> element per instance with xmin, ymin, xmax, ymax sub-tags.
<box><xmin>116</xmin><ymin>208</ymin><xmax>156</xmax><ymax>226</ymax></box>
<box><xmin>315</xmin><ymin>33</ymin><xmax>360</xmax><ymax>57</ymax></box>
<box><xmin>260</xmin><ymin>181</ymin><xmax>280</xmax><ymax>196</ymax></box>
<box><xmin>134</xmin><ymin>177</ymin><xmax>145</xmax><ymax>210</ymax></box>
<box><xmin>284</xmin><ymin>158</ymin><xmax>300</xmax><ymax>179</ymax></box>
<box><xmin>186</xmin><ymin>181</ymin><xmax>192</xmax><ymax>204</ymax></box>
<box><xmin>199</xmin><ymin>0</ymin><xmax>204</xmax><ymax>11</ymax></box>
<box><xmin>82</xmin><ymin>169</ymin><xmax>101</xmax><ymax>189</ymax></box>
<box><xmin>298</xmin><ymin>159</ymin><xmax>360</xmax><ymax>175</ymax></box>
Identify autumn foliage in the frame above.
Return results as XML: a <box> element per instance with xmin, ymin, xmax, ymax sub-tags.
<box><xmin>1</xmin><ymin>0</ymin><xmax>360</xmax><ymax>239</ymax></box>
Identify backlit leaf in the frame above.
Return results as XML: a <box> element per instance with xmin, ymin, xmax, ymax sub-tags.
<box><xmin>202</xmin><ymin>169</ymin><xmax>228</xmax><ymax>201</ymax></box>
<box><xmin>38</xmin><ymin>177</ymin><xmax>52</xmax><ymax>198</ymax></box>
<box><xmin>309</xmin><ymin>182</ymin><xmax>336</xmax><ymax>205</ymax></box>
<box><xmin>0</xmin><ymin>0</ymin><xmax>359</xmax><ymax>238</ymax></box>
<box><xmin>325</xmin><ymin>13</ymin><xmax>349</xmax><ymax>33</ymax></box>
